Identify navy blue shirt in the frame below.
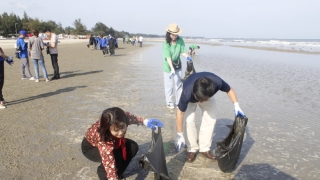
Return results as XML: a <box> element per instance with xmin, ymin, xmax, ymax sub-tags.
<box><xmin>178</xmin><ymin>72</ymin><xmax>231</xmax><ymax>112</ymax></box>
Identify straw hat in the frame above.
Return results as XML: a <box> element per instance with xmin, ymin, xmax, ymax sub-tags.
<box><xmin>166</xmin><ymin>23</ymin><xmax>182</xmax><ymax>35</ymax></box>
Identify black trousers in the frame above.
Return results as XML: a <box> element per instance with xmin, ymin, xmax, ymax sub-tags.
<box><xmin>81</xmin><ymin>138</ymin><xmax>139</xmax><ymax>180</ymax></box>
<box><xmin>109</xmin><ymin>48</ymin><xmax>115</xmax><ymax>55</ymax></box>
<box><xmin>0</xmin><ymin>61</ymin><xmax>4</xmax><ymax>101</ymax></box>
<box><xmin>50</xmin><ymin>54</ymin><xmax>60</xmax><ymax>78</ymax></box>
<box><xmin>101</xmin><ymin>47</ymin><xmax>108</xmax><ymax>55</ymax></box>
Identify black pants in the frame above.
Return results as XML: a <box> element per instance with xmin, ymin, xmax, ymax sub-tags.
<box><xmin>109</xmin><ymin>48</ymin><xmax>115</xmax><ymax>55</ymax></box>
<box><xmin>81</xmin><ymin>138</ymin><xmax>139</xmax><ymax>180</ymax></box>
<box><xmin>139</xmin><ymin>42</ymin><xmax>142</xmax><ymax>47</ymax></box>
<box><xmin>0</xmin><ymin>61</ymin><xmax>4</xmax><ymax>101</ymax></box>
<box><xmin>101</xmin><ymin>47</ymin><xmax>108</xmax><ymax>55</ymax></box>
<box><xmin>50</xmin><ymin>54</ymin><xmax>60</xmax><ymax>78</ymax></box>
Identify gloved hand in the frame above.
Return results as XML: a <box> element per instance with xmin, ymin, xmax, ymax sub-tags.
<box><xmin>5</xmin><ymin>56</ymin><xmax>14</xmax><ymax>66</ymax></box>
<box><xmin>175</xmin><ymin>132</ymin><xmax>185</xmax><ymax>152</ymax></box>
<box><xmin>234</xmin><ymin>102</ymin><xmax>245</xmax><ymax>117</ymax></box>
<box><xmin>143</xmin><ymin>118</ymin><xmax>163</xmax><ymax>130</ymax></box>
<box><xmin>169</xmin><ymin>69</ymin><xmax>175</xmax><ymax>79</ymax></box>
<box><xmin>186</xmin><ymin>56</ymin><xmax>192</xmax><ymax>61</ymax></box>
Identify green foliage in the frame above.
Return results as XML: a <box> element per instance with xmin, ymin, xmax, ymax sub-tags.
<box><xmin>0</xmin><ymin>11</ymin><xmax>163</xmax><ymax>38</ymax></box>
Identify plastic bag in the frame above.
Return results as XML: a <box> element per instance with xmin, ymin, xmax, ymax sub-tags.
<box><xmin>138</xmin><ymin>128</ymin><xmax>170</xmax><ymax>180</ymax></box>
<box><xmin>182</xmin><ymin>60</ymin><xmax>196</xmax><ymax>82</ymax></box>
<box><xmin>215</xmin><ymin>116</ymin><xmax>248</xmax><ymax>173</ymax></box>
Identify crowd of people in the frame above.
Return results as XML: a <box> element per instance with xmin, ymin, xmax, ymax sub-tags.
<box><xmin>123</xmin><ymin>35</ymin><xmax>143</xmax><ymax>47</ymax></box>
<box><xmin>0</xmin><ymin>28</ymin><xmax>60</xmax><ymax>109</ymax></box>
<box><xmin>88</xmin><ymin>34</ymin><xmax>118</xmax><ymax>56</ymax></box>
<box><xmin>1</xmin><ymin>24</ymin><xmax>246</xmax><ymax>180</ymax></box>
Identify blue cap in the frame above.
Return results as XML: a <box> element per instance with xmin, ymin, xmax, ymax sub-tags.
<box><xmin>19</xmin><ymin>30</ymin><xmax>27</xmax><ymax>35</ymax></box>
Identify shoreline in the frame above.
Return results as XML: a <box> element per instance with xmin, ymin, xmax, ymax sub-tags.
<box><xmin>229</xmin><ymin>45</ymin><xmax>320</xmax><ymax>54</ymax></box>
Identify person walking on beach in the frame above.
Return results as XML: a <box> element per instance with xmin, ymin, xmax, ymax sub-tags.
<box><xmin>174</xmin><ymin>72</ymin><xmax>245</xmax><ymax>162</ymax></box>
<box><xmin>0</xmin><ymin>47</ymin><xmax>14</xmax><ymax>109</ymax></box>
<box><xmin>139</xmin><ymin>35</ymin><xmax>143</xmax><ymax>47</ymax></box>
<box><xmin>98</xmin><ymin>35</ymin><xmax>108</xmax><ymax>57</ymax></box>
<box><xmin>162</xmin><ymin>23</ymin><xmax>192</xmax><ymax>109</ymax></box>
<box><xmin>28</xmin><ymin>29</ymin><xmax>50</xmax><ymax>82</ymax></box>
<box><xmin>114</xmin><ymin>37</ymin><xmax>118</xmax><ymax>48</ymax></box>
<box><xmin>45</xmin><ymin>29</ymin><xmax>60</xmax><ymax>80</ymax></box>
<box><xmin>16</xmin><ymin>30</ymin><xmax>35</xmax><ymax>80</ymax></box>
<box><xmin>188</xmin><ymin>44</ymin><xmax>200</xmax><ymax>55</ymax></box>
<box><xmin>89</xmin><ymin>34</ymin><xmax>95</xmax><ymax>50</ymax></box>
<box><xmin>81</xmin><ymin>107</ymin><xmax>163</xmax><ymax>180</ymax></box>
<box><xmin>108</xmin><ymin>36</ymin><xmax>116</xmax><ymax>56</ymax></box>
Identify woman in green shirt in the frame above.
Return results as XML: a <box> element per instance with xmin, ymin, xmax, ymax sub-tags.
<box><xmin>162</xmin><ymin>24</ymin><xmax>192</xmax><ymax>109</ymax></box>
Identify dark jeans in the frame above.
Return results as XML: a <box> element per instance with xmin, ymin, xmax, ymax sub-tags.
<box><xmin>0</xmin><ymin>61</ymin><xmax>4</xmax><ymax>101</ymax></box>
<box><xmin>109</xmin><ymin>48</ymin><xmax>115</xmax><ymax>55</ymax></box>
<box><xmin>139</xmin><ymin>41</ymin><xmax>142</xmax><ymax>47</ymax></box>
<box><xmin>101</xmin><ymin>47</ymin><xmax>108</xmax><ymax>55</ymax></box>
<box><xmin>81</xmin><ymin>137</ymin><xmax>139</xmax><ymax>180</ymax></box>
<box><xmin>50</xmin><ymin>54</ymin><xmax>60</xmax><ymax>78</ymax></box>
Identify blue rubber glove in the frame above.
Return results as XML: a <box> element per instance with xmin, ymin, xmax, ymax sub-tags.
<box><xmin>143</xmin><ymin>118</ymin><xmax>163</xmax><ymax>130</ymax></box>
<box><xmin>5</xmin><ymin>56</ymin><xmax>14</xmax><ymax>66</ymax></box>
<box><xmin>175</xmin><ymin>132</ymin><xmax>185</xmax><ymax>152</ymax></box>
<box><xmin>186</xmin><ymin>56</ymin><xmax>192</xmax><ymax>61</ymax></box>
<box><xmin>169</xmin><ymin>69</ymin><xmax>175</xmax><ymax>79</ymax></box>
<box><xmin>234</xmin><ymin>102</ymin><xmax>245</xmax><ymax>117</ymax></box>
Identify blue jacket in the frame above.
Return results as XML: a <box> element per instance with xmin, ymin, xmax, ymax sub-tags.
<box><xmin>99</xmin><ymin>38</ymin><xmax>107</xmax><ymax>47</ymax></box>
<box><xmin>0</xmin><ymin>56</ymin><xmax>4</xmax><ymax>62</ymax></box>
<box><xmin>16</xmin><ymin>38</ymin><xmax>28</xmax><ymax>58</ymax></box>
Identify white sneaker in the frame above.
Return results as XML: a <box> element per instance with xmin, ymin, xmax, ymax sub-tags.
<box><xmin>21</xmin><ymin>77</ymin><xmax>28</xmax><ymax>80</ymax></box>
<box><xmin>166</xmin><ymin>104</ymin><xmax>175</xmax><ymax>109</ymax></box>
<box><xmin>29</xmin><ymin>77</ymin><xmax>35</xmax><ymax>80</ymax></box>
<box><xmin>0</xmin><ymin>104</ymin><xmax>6</xmax><ymax>109</ymax></box>
<box><xmin>35</xmin><ymin>79</ymin><xmax>39</xmax><ymax>82</ymax></box>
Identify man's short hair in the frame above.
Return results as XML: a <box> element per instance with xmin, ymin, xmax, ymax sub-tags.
<box><xmin>193</xmin><ymin>78</ymin><xmax>215</xmax><ymax>101</ymax></box>
<box><xmin>45</xmin><ymin>29</ymin><xmax>52</xmax><ymax>33</ymax></box>
<box><xmin>197</xmin><ymin>46</ymin><xmax>200</xmax><ymax>49</ymax></box>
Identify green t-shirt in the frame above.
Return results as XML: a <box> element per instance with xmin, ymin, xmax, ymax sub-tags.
<box><xmin>162</xmin><ymin>38</ymin><xmax>186</xmax><ymax>73</ymax></box>
<box><xmin>190</xmin><ymin>44</ymin><xmax>198</xmax><ymax>49</ymax></box>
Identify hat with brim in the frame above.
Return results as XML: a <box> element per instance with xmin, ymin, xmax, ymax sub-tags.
<box><xmin>166</xmin><ymin>24</ymin><xmax>182</xmax><ymax>35</ymax></box>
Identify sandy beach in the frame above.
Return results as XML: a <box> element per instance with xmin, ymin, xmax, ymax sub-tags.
<box><xmin>1</xmin><ymin>39</ymin><xmax>320</xmax><ymax>180</ymax></box>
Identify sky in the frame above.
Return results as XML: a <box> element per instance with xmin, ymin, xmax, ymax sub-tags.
<box><xmin>1</xmin><ymin>0</ymin><xmax>320</xmax><ymax>39</ymax></box>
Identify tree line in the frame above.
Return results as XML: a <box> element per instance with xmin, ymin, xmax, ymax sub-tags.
<box><xmin>0</xmin><ymin>11</ymin><xmax>162</xmax><ymax>38</ymax></box>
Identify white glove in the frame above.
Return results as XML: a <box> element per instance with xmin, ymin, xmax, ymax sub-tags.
<box><xmin>234</xmin><ymin>102</ymin><xmax>245</xmax><ymax>117</ymax></box>
<box><xmin>8</xmin><ymin>56</ymin><xmax>13</xmax><ymax>60</ymax></box>
<box><xmin>169</xmin><ymin>69</ymin><xmax>175</xmax><ymax>79</ymax></box>
<box><xmin>174</xmin><ymin>132</ymin><xmax>185</xmax><ymax>152</ymax></box>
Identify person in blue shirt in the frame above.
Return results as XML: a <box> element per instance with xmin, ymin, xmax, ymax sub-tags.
<box><xmin>0</xmin><ymin>47</ymin><xmax>14</xmax><ymax>109</ymax></box>
<box><xmin>174</xmin><ymin>72</ymin><xmax>245</xmax><ymax>162</ymax></box>
<box><xmin>94</xmin><ymin>36</ymin><xmax>100</xmax><ymax>50</ymax></box>
<box><xmin>98</xmin><ymin>35</ymin><xmax>108</xmax><ymax>57</ymax></box>
<box><xmin>16</xmin><ymin>30</ymin><xmax>35</xmax><ymax>80</ymax></box>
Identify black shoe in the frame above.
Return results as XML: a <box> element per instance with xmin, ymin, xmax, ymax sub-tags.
<box><xmin>51</xmin><ymin>77</ymin><xmax>58</xmax><ymax>80</ymax></box>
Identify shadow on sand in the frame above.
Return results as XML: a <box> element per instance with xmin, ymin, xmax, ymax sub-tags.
<box><xmin>7</xmin><ymin>86</ymin><xmax>87</xmax><ymax>105</ymax></box>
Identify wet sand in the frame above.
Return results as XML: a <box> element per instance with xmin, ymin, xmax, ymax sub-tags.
<box><xmin>1</xmin><ymin>40</ymin><xmax>320</xmax><ymax>180</ymax></box>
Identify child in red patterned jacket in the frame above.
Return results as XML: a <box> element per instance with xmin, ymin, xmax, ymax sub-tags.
<box><xmin>81</xmin><ymin>107</ymin><xmax>163</xmax><ymax>180</ymax></box>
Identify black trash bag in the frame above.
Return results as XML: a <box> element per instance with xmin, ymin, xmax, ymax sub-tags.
<box><xmin>182</xmin><ymin>60</ymin><xmax>196</xmax><ymax>82</ymax></box>
<box><xmin>215</xmin><ymin>115</ymin><xmax>248</xmax><ymax>173</ymax></box>
<box><xmin>138</xmin><ymin>128</ymin><xmax>170</xmax><ymax>180</ymax></box>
